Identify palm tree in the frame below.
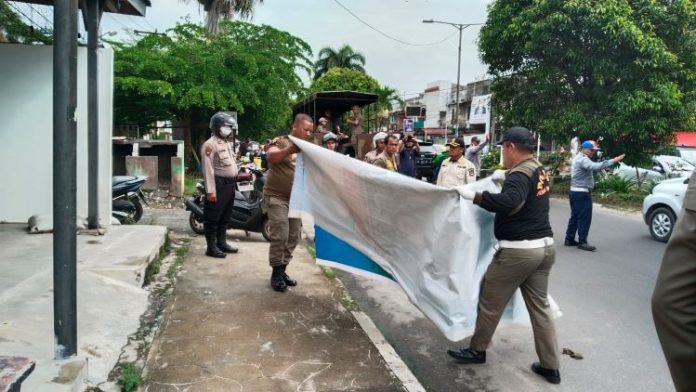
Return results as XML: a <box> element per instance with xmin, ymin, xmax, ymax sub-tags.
<box><xmin>313</xmin><ymin>45</ymin><xmax>366</xmax><ymax>80</ymax></box>
<box><xmin>184</xmin><ymin>0</ymin><xmax>263</xmax><ymax>33</ymax></box>
<box><xmin>375</xmin><ymin>85</ymin><xmax>403</xmax><ymax>111</ymax></box>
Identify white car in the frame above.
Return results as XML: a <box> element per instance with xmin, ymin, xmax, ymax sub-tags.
<box><xmin>615</xmin><ymin>155</ymin><xmax>694</xmax><ymax>182</ymax></box>
<box><xmin>642</xmin><ymin>176</ymin><xmax>690</xmax><ymax>242</ymax></box>
<box><xmin>676</xmin><ymin>146</ymin><xmax>696</xmax><ymax>166</ymax></box>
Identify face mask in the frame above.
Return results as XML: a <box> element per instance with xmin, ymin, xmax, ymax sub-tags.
<box><xmin>220</xmin><ymin>126</ymin><xmax>233</xmax><ymax>137</ymax></box>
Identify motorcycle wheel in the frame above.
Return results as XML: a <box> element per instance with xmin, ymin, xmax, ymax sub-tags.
<box><xmin>131</xmin><ymin>198</ymin><xmax>144</xmax><ymax>223</ymax></box>
<box><xmin>189</xmin><ymin>212</ymin><xmax>205</xmax><ymax>234</ymax></box>
<box><xmin>261</xmin><ymin>215</ymin><xmax>272</xmax><ymax>242</ymax></box>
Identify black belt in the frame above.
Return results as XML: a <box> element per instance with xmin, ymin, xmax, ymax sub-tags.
<box><xmin>215</xmin><ymin>176</ymin><xmax>236</xmax><ymax>185</ymax></box>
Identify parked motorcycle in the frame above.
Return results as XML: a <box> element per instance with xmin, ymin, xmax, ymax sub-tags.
<box><xmin>184</xmin><ymin>167</ymin><xmax>271</xmax><ymax>241</ymax></box>
<box><xmin>112</xmin><ymin>176</ymin><xmax>148</xmax><ymax>224</ymax></box>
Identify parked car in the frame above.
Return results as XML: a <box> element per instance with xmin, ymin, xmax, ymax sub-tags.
<box><xmin>675</xmin><ymin>146</ymin><xmax>696</xmax><ymax>166</ymax></box>
<box><xmin>415</xmin><ymin>141</ymin><xmax>439</xmax><ymax>181</ymax></box>
<box><xmin>615</xmin><ymin>155</ymin><xmax>694</xmax><ymax>182</ymax></box>
<box><xmin>642</xmin><ymin>176</ymin><xmax>689</xmax><ymax>242</ymax></box>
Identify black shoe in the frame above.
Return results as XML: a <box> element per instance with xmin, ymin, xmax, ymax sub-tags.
<box><xmin>281</xmin><ymin>265</ymin><xmax>297</xmax><ymax>287</ymax></box>
<box><xmin>205</xmin><ymin>248</ymin><xmax>226</xmax><ymax>258</ymax></box>
<box><xmin>564</xmin><ymin>239</ymin><xmax>579</xmax><ymax>246</ymax></box>
<box><xmin>217</xmin><ymin>230</ymin><xmax>239</xmax><ymax>253</ymax></box>
<box><xmin>205</xmin><ymin>232</ymin><xmax>227</xmax><ymax>258</ymax></box>
<box><xmin>271</xmin><ymin>266</ymin><xmax>288</xmax><ymax>292</ymax></box>
<box><xmin>446</xmin><ymin>347</ymin><xmax>486</xmax><ymax>364</ymax></box>
<box><xmin>577</xmin><ymin>243</ymin><xmax>596</xmax><ymax>252</ymax></box>
<box><xmin>531</xmin><ymin>362</ymin><xmax>561</xmax><ymax>384</ymax></box>
<box><xmin>217</xmin><ymin>242</ymin><xmax>239</xmax><ymax>253</ymax></box>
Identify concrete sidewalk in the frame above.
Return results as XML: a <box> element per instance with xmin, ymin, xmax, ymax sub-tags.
<box><xmin>142</xmin><ymin>230</ymin><xmax>405</xmax><ymax>392</ymax></box>
<box><xmin>0</xmin><ymin>223</ymin><xmax>167</xmax><ymax>391</ymax></box>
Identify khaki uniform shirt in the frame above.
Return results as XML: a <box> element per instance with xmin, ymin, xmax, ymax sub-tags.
<box><xmin>373</xmin><ymin>151</ymin><xmax>399</xmax><ymax>172</ymax></box>
<box><xmin>201</xmin><ymin>134</ymin><xmax>238</xmax><ymax>194</ymax></box>
<box><xmin>264</xmin><ymin>136</ymin><xmax>296</xmax><ymax>200</ymax></box>
<box><xmin>437</xmin><ymin>156</ymin><xmax>476</xmax><ymax>187</ymax></box>
<box><xmin>364</xmin><ymin>149</ymin><xmax>380</xmax><ymax>164</ymax></box>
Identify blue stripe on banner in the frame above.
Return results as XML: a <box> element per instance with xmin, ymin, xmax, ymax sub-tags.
<box><xmin>315</xmin><ymin>225</ymin><xmax>395</xmax><ymax>281</ymax></box>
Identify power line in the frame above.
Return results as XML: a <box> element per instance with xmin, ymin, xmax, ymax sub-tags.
<box><xmin>331</xmin><ymin>0</ymin><xmax>457</xmax><ymax>47</ymax></box>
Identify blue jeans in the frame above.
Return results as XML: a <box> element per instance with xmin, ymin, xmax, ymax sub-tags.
<box><xmin>565</xmin><ymin>191</ymin><xmax>593</xmax><ymax>243</ymax></box>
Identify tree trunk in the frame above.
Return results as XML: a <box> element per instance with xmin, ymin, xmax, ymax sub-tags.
<box><xmin>181</xmin><ymin>109</ymin><xmax>199</xmax><ymax>170</ymax></box>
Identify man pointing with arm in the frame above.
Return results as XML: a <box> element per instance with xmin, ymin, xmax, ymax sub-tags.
<box><xmin>564</xmin><ymin>140</ymin><xmax>625</xmax><ymax>251</ymax></box>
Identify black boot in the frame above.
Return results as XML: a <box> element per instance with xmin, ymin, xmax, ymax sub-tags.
<box><xmin>217</xmin><ymin>228</ymin><xmax>238</xmax><ymax>253</ymax></box>
<box><xmin>281</xmin><ymin>265</ymin><xmax>297</xmax><ymax>287</ymax></box>
<box><xmin>531</xmin><ymin>362</ymin><xmax>561</xmax><ymax>384</ymax></box>
<box><xmin>270</xmin><ymin>266</ymin><xmax>287</xmax><ymax>292</ymax></box>
<box><xmin>205</xmin><ymin>232</ymin><xmax>226</xmax><ymax>258</ymax></box>
<box><xmin>447</xmin><ymin>347</ymin><xmax>486</xmax><ymax>364</ymax></box>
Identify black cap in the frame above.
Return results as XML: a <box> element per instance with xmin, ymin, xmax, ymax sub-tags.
<box><xmin>445</xmin><ymin>137</ymin><xmax>465</xmax><ymax>148</ymax></box>
<box><xmin>498</xmin><ymin>127</ymin><xmax>535</xmax><ymax>148</ymax></box>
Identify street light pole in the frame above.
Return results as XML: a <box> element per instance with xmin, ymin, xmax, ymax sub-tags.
<box><xmin>422</xmin><ymin>19</ymin><xmax>483</xmax><ymax>139</ymax></box>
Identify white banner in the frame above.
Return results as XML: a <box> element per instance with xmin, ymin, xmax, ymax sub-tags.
<box><xmin>469</xmin><ymin>94</ymin><xmax>491</xmax><ymax>125</ymax></box>
<box><xmin>288</xmin><ymin>137</ymin><xmax>560</xmax><ymax>341</ymax></box>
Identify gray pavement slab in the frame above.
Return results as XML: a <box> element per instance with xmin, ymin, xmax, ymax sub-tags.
<box><xmin>0</xmin><ymin>223</ymin><xmax>167</xmax><ymax>391</ymax></box>
<box><xmin>142</xmin><ymin>230</ymin><xmax>404</xmax><ymax>392</ymax></box>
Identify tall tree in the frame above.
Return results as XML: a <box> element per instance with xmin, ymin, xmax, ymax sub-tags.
<box><xmin>113</xmin><ymin>21</ymin><xmax>311</xmax><ymax>165</ymax></box>
<box><xmin>479</xmin><ymin>0</ymin><xmax>696</xmax><ymax>167</ymax></box>
<box><xmin>183</xmin><ymin>0</ymin><xmax>264</xmax><ymax>33</ymax></box>
<box><xmin>313</xmin><ymin>45</ymin><xmax>366</xmax><ymax>80</ymax></box>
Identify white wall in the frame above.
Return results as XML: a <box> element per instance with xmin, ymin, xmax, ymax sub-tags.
<box><xmin>423</xmin><ymin>80</ymin><xmax>453</xmax><ymax>129</ymax></box>
<box><xmin>0</xmin><ymin>44</ymin><xmax>113</xmax><ymax>224</ymax></box>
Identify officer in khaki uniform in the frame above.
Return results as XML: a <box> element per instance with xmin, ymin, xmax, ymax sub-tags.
<box><xmin>372</xmin><ymin>134</ymin><xmax>399</xmax><ymax>171</ymax></box>
<box><xmin>263</xmin><ymin>113</ymin><xmax>314</xmax><ymax>292</ymax></box>
<box><xmin>201</xmin><ymin>112</ymin><xmax>239</xmax><ymax>258</ymax></box>
<box><xmin>448</xmin><ymin>127</ymin><xmax>562</xmax><ymax>385</ymax></box>
<box><xmin>652</xmin><ymin>170</ymin><xmax>696</xmax><ymax>391</ymax></box>
<box><xmin>436</xmin><ymin>137</ymin><xmax>476</xmax><ymax>187</ymax></box>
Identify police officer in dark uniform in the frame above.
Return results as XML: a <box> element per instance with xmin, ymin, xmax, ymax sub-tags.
<box><xmin>201</xmin><ymin>112</ymin><xmax>239</xmax><ymax>258</ymax></box>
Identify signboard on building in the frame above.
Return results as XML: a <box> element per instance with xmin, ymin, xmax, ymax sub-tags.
<box><xmin>469</xmin><ymin>94</ymin><xmax>491</xmax><ymax>125</ymax></box>
<box><xmin>404</xmin><ymin>118</ymin><xmax>414</xmax><ymax>133</ymax></box>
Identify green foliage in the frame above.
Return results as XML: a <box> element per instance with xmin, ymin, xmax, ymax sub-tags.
<box><xmin>188</xmin><ymin>0</ymin><xmax>264</xmax><ymax>33</ymax></box>
<box><xmin>314</xmin><ymin>44</ymin><xmax>366</xmax><ymax>80</ymax></box>
<box><xmin>310</xmin><ymin>68</ymin><xmax>380</xmax><ymax>94</ymax></box>
<box><xmin>479</xmin><ymin>0</ymin><xmax>696</xmax><ymax>168</ymax></box>
<box><xmin>117</xmin><ymin>363</ymin><xmax>142</xmax><ymax>392</ymax></box>
<box><xmin>480</xmin><ymin>149</ymin><xmax>501</xmax><ymax>170</ymax></box>
<box><xmin>594</xmin><ymin>173</ymin><xmax>637</xmax><ymax>194</ymax></box>
<box><xmin>0</xmin><ymin>2</ymin><xmax>52</xmax><ymax>44</ymax></box>
<box><xmin>113</xmin><ymin>21</ymin><xmax>312</xmax><ymax>141</ymax></box>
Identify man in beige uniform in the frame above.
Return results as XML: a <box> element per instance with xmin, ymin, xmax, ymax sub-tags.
<box><xmin>263</xmin><ymin>113</ymin><xmax>314</xmax><ymax>292</ymax></box>
<box><xmin>201</xmin><ymin>112</ymin><xmax>239</xmax><ymax>258</ymax></box>
<box><xmin>437</xmin><ymin>137</ymin><xmax>476</xmax><ymax>187</ymax></box>
<box><xmin>364</xmin><ymin>132</ymin><xmax>387</xmax><ymax>164</ymax></box>
<box><xmin>373</xmin><ymin>134</ymin><xmax>399</xmax><ymax>172</ymax></box>
<box><xmin>652</xmin><ymin>170</ymin><xmax>696</xmax><ymax>391</ymax></box>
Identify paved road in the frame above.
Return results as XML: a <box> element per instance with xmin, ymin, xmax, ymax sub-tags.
<box><xmin>337</xmin><ymin>199</ymin><xmax>673</xmax><ymax>392</ymax></box>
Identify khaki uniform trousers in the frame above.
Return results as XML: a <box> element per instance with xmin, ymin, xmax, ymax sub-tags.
<box><xmin>470</xmin><ymin>244</ymin><xmax>560</xmax><ymax>369</ymax></box>
<box><xmin>263</xmin><ymin>195</ymin><xmax>301</xmax><ymax>267</ymax></box>
<box><xmin>652</xmin><ymin>171</ymin><xmax>696</xmax><ymax>392</ymax></box>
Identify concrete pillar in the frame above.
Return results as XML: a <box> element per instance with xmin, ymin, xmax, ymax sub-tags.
<box><xmin>170</xmin><ymin>157</ymin><xmax>184</xmax><ymax>197</ymax></box>
<box><xmin>126</xmin><ymin>156</ymin><xmax>158</xmax><ymax>191</ymax></box>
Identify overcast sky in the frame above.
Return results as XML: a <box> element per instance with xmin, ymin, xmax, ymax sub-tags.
<box><xmin>98</xmin><ymin>0</ymin><xmax>492</xmax><ymax>97</ymax></box>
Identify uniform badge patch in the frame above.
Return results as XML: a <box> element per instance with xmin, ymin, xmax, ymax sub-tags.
<box><xmin>205</xmin><ymin>144</ymin><xmax>213</xmax><ymax>156</ymax></box>
<box><xmin>468</xmin><ymin>168</ymin><xmax>475</xmax><ymax>177</ymax></box>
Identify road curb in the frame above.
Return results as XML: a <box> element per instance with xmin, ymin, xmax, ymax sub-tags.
<box><xmin>351</xmin><ymin>310</ymin><xmax>426</xmax><ymax>392</ymax></box>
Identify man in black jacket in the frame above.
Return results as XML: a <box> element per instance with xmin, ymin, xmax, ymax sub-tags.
<box><xmin>447</xmin><ymin>127</ymin><xmax>561</xmax><ymax>385</ymax></box>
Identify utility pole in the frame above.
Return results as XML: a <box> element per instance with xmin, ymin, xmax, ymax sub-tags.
<box><xmin>422</xmin><ymin>19</ymin><xmax>483</xmax><ymax>138</ymax></box>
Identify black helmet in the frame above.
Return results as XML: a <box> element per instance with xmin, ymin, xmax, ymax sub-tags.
<box><xmin>209</xmin><ymin>112</ymin><xmax>238</xmax><ymax>134</ymax></box>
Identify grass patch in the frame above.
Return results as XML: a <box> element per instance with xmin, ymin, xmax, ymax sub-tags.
<box><xmin>184</xmin><ymin>174</ymin><xmax>203</xmax><ymax>196</ymax></box>
<box><xmin>144</xmin><ymin>233</ymin><xmax>171</xmax><ymax>286</ymax></box>
<box><xmin>319</xmin><ymin>265</ymin><xmax>337</xmax><ymax>280</ymax></box>
<box><xmin>117</xmin><ymin>363</ymin><xmax>142</xmax><ymax>392</ymax></box>
<box><xmin>168</xmin><ymin>242</ymin><xmax>190</xmax><ymax>280</ymax></box>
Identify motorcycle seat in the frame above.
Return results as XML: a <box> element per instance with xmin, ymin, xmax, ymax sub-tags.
<box><xmin>112</xmin><ymin>176</ymin><xmax>140</xmax><ymax>186</ymax></box>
